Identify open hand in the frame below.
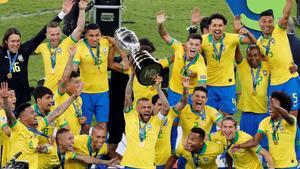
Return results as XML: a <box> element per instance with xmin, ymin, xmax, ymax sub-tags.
<box><xmin>156</xmin><ymin>10</ymin><xmax>167</xmax><ymax>25</ymax></box>
<box><xmin>0</xmin><ymin>82</ymin><xmax>10</xmax><ymax>98</ymax></box>
<box><xmin>191</xmin><ymin>7</ymin><xmax>201</xmax><ymax>25</ymax></box>
<box><xmin>63</xmin><ymin>0</ymin><xmax>76</xmax><ymax>14</ymax></box>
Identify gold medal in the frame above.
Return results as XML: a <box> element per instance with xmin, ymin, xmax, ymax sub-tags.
<box><xmin>252</xmin><ymin>90</ymin><xmax>257</xmax><ymax>96</ymax></box>
<box><xmin>7</xmin><ymin>72</ymin><xmax>12</xmax><ymax>79</ymax></box>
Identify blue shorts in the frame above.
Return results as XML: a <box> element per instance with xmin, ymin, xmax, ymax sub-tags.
<box><xmin>240</xmin><ymin>112</ymin><xmax>269</xmax><ymax>149</ymax></box>
<box><xmin>268</xmin><ymin>77</ymin><xmax>299</xmax><ymax>110</ymax></box>
<box><xmin>81</xmin><ymin>92</ymin><xmax>109</xmax><ymax>124</ymax></box>
<box><xmin>167</xmin><ymin>89</ymin><xmax>192</xmax><ymax>106</ymax></box>
<box><xmin>206</xmin><ymin>85</ymin><xmax>237</xmax><ymax>114</ymax></box>
<box><xmin>156</xmin><ymin>165</ymin><xmax>165</xmax><ymax>169</ymax></box>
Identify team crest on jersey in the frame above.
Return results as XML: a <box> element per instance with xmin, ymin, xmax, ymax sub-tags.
<box><xmin>103</xmin><ymin>47</ymin><xmax>107</xmax><ymax>55</ymax></box>
<box><xmin>57</xmin><ymin>47</ymin><xmax>62</xmax><ymax>54</ymax></box>
<box><xmin>147</xmin><ymin>124</ymin><xmax>152</xmax><ymax>129</ymax></box>
<box><xmin>18</xmin><ymin>54</ymin><xmax>24</xmax><ymax>62</ymax></box>
<box><xmin>263</xmin><ymin>70</ymin><xmax>267</xmax><ymax>76</ymax></box>
<box><xmin>203</xmin><ymin>157</ymin><xmax>209</xmax><ymax>161</ymax></box>
<box><xmin>271</xmin><ymin>38</ymin><xmax>275</xmax><ymax>44</ymax></box>
<box><xmin>200</xmin><ymin>75</ymin><xmax>206</xmax><ymax>79</ymax></box>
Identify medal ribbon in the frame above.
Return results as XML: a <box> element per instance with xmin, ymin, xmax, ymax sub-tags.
<box><xmin>57</xmin><ymin>146</ymin><xmax>65</xmax><ymax>169</ymax></box>
<box><xmin>83</xmin><ymin>39</ymin><xmax>101</xmax><ymax>70</ymax></box>
<box><xmin>47</xmin><ymin>42</ymin><xmax>58</xmax><ymax>70</ymax></box>
<box><xmin>72</xmin><ymin>99</ymin><xmax>82</xmax><ymax>118</ymax></box>
<box><xmin>181</xmin><ymin>54</ymin><xmax>198</xmax><ymax>76</ymax></box>
<box><xmin>271</xmin><ymin>119</ymin><xmax>282</xmax><ymax>143</ymax></box>
<box><xmin>27</xmin><ymin>127</ymin><xmax>49</xmax><ymax>138</ymax></box>
<box><xmin>250</xmin><ymin>64</ymin><xmax>261</xmax><ymax>93</ymax></box>
<box><xmin>139</xmin><ymin>119</ymin><xmax>148</xmax><ymax>142</ymax></box>
<box><xmin>260</xmin><ymin>36</ymin><xmax>272</xmax><ymax>56</ymax></box>
<box><xmin>220</xmin><ymin>140</ymin><xmax>233</xmax><ymax>160</ymax></box>
<box><xmin>191</xmin><ymin>143</ymin><xmax>206</xmax><ymax>168</ymax></box>
<box><xmin>209</xmin><ymin>34</ymin><xmax>224</xmax><ymax>62</ymax></box>
<box><xmin>191</xmin><ymin>105</ymin><xmax>206</xmax><ymax>120</ymax></box>
<box><xmin>6</xmin><ymin>50</ymin><xmax>18</xmax><ymax>74</ymax></box>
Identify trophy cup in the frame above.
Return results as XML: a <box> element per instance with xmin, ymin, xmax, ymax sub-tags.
<box><xmin>114</xmin><ymin>27</ymin><xmax>162</xmax><ymax>86</ymax></box>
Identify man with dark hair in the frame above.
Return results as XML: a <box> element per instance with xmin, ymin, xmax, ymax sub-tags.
<box><xmin>200</xmin><ymin>11</ymin><xmax>256</xmax><ymax>117</ymax></box>
<box><xmin>121</xmin><ymin>73</ymin><xmax>169</xmax><ymax>169</ymax></box>
<box><xmin>165</xmin><ymin>127</ymin><xmax>224</xmax><ymax>169</ymax></box>
<box><xmin>0</xmin><ymin>81</ymin><xmax>81</xmax><ymax>169</ymax></box>
<box><xmin>72</xmin><ymin>23</ymin><xmax>116</xmax><ymax>134</ymax></box>
<box><xmin>0</xmin><ymin>0</ymin><xmax>74</xmax><ymax>107</ymax></box>
<box><xmin>256</xmin><ymin>0</ymin><xmax>299</xmax><ymax>116</ymax></box>
<box><xmin>54</xmin><ymin>46</ymin><xmax>85</xmax><ymax>136</ymax></box>
<box><xmin>234</xmin><ymin>91</ymin><xmax>297</xmax><ymax>168</ymax></box>
<box><xmin>35</xmin><ymin>0</ymin><xmax>87</xmax><ymax>92</ymax></box>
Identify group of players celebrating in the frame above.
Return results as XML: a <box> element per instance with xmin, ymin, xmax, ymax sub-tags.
<box><xmin>0</xmin><ymin>0</ymin><xmax>299</xmax><ymax>168</ymax></box>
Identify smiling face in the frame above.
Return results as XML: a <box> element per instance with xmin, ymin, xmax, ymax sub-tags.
<box><xmin>137</xmin><ymin>99</ymin><xmax>153</xmax><ymax>122</ymax></box>
<box><xmin>20</xmin><ymin>106</ymin><xmax>38</xmax><ymax>128</ymax></box>
<box><xmin>192</xmin><ymin>90</ymin><xmax>207</xmax><ymax>112</ymax></box>
<box><xmin>210</xmin><ymin>18</ymin><xmax>226</xmax><ymax>40</ymax></box>
<box><xmin>47</xmin><ymin>26</ymin><xmax>62</xmax><ymax>48</ymax></box>
<box><xmin>221</xmin><ymin>119</ymin><xmax>236</xmax><ymax>140</ymax></box>
<box><xmin>185</xmin><ymin>132</ymin><xmax>203</xmax><ymax>152</ymax></box>
<box><xmin>7</xmin><ymin>90</ymin><xmax>16</xmax><ymax>111</ymax></box>
<box><xmin>85</xmin><ymin>29</ymin><xmax>101</xmax><ymax>47</ymax></box>
<box><xmin>259</xmin><ymin>16</ymin><xmax>274</xmax><ymax>36</ymax></box>
<box><xmin>185</xmin><ymin>38</ymin><xmax>201</xmax><ymax>59</ymax></box>
<box><xmin>58</xmin><ymin>131</ymin><xmax>75</xmax><ymax>152</ymax></box>
<box><xmin>6</xmin><ymin>34</ymin><xmax>21</xmax><ymax>53</ymax></box>
<box><xmin>91</xmin><ymin>128</ymin><xmax>106</xmax><ymax>150</ymax></box>
<box><xmin>247</xmin><ymin>47</ymin><xmax>262</xmax><ymax>68</ymax></box>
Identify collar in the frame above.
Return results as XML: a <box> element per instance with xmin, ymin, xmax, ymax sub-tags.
<box><xmin>208</xmin><ymin>33</ymin><xmax>225</xmax><ymax>43</ymax></box>
<box><xmin>230</xmin><ymin>131</ymin><xmax>239</xmax><ymax>144</ymax></box>
<box><xmin>193</xmin><ymin>142</ymin><xmax>207</xmax><ymax>155</ymax></box>
<box><xmin>33</xmin><ymin>104</ymin><xmax>47</xmax><ymax>117</ymax></box>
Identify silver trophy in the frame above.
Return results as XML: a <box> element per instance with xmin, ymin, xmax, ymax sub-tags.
<box><xmin>114</xmin><ymin>27</ymin><xmax>162</xmax><ymax>86</ymax></box>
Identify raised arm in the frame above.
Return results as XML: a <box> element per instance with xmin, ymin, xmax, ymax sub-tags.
<box><xmin>234</xmin><ymin>132</ymin><xmax>263</xmax><ymax>149</ymax></box>
<box><xmin>76</xmin><ymin>154</ymin><xmax>117</xmax><ymax>165</ymax></box>
<box><xmin>124</xmin><ymin>71</ymin><xmax>134</xmax><ymax>112</ymax></box>
<box><xmin>0</xmin><ymin>83</ymin><xmax>16</xmax><ymax>127</ymax></box>
<box><xmin>58</xmin><ymin>46</ymin><xmax>77</xmax><ymax>94</ymax></box>
<box><xmin>156</xmin><ymin>10</ymin><xmax>173</xmax><ymax>44</ymax></box>
<box><xmin>279</xmin><ymin>0</ymin><xmax>293</xmax><ymax>28</ymax></box>
<box><xmin>174</xmin><ymin>77</ymin><xmax>189</xmax><ymax>112</ymax></box>
<box><xmin>70</xmin><ymin>0</ymin><xmax>88</xmax><ymax>41</ymax></box>
<box><xmin>239</xmin><ymin>27</ymin><xmax>257</xmax><ymax>44</ymax></box>
<box><xmin>154</xmin><ymin>76</ymin><xmax>170</xmax><ymax>115</ymax></box>
<box><xmin>188</xmin><ymin>7</ymin><xmax>201</xmax><ymax>34</ymax></box>
<box><xmin>270</xmin><ymin>98</ymin><xmax>294</xmax><ymax>125</ymax></box>
<box><xmin>22</xmin><ymin>0</ymin><xmax>75</xmax><ymax>55</ymax></box>
<box><xmin>46</xmin><ymin>83</ymin><xmax>83</xmax><ymax>124</ymax></box>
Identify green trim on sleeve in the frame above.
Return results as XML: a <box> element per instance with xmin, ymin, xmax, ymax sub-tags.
<box><xmin>172</xmin><ymin>107</ymin><xmax>181</xmax><ymax>115</ymax></box>
<box><xmin>257</xmin><ymin>129</ymin><xmax>264</xmax><ymax>134</ymax></box>
<box><xmin>124</xmin><ymin>106</ymin><xmax>133</xmax><ymax>114</ymax></box>
<box><xmin>11</xmin><ymin>120</ymin><xmax>17</xmax><ymax>128</ymax></box>
<box><xmin>208</xmin><ymin>134</ymin><xmax>212</xmax><ymax>141</ymax></box>
<box><xmin>1</xmin><ymin>123</ymin><xmax>8</xmax><ymax>129</ymax></box>
<box><xmin>168</xmin><ymin>38</ymin><xmax>175</xmax><ymax>46</ymax></box>
<box><xmin>167</xmin><ymin>57</ymin><xmax>171</xmax><ymax>66</ymax></box>
<box><xmin>239</xmin><ymin>36</ymin><xmax>245</xmax><ymax>44</ymax></box>
<box><xmin>72</xmin><ymin>61</ymin><xmax>80</xmax><ymax>65</ymax></box>
<box><xmin>43</xmin><ymin>117</ymin><xmax>49</xmax><ymax>127</ymax></box>
<box><xmin>70</xmin><ymin>35</ymin><xmax>78</xmax><ymax>43</ymax></box>
<box><xmin>255</xmin><ymin>145</ymin><xmax>262</xmax><ymax>154</ymax></box>
<box><xmin>215</xmin><ymin>115</ymin><xmax>223</xmax><ymax>123</ymax></box>
<box><xmin>198</xmin><ymin>80</ymin><xmax>206</xmax><ymax>85</ymax></box>
<box><xmin>60</xmin><ymin>121</ymin><xmax>68</xmax><ymax>128</ymax></box>
<box><xmin>278</xmin><ymin>23</ymin><xmax>286</xmax><ymax>30</ymax></box>
<box><xmin>72</xmin><ymin>152</ymin><xmax>78</xmax><ymax>159</ymax></box>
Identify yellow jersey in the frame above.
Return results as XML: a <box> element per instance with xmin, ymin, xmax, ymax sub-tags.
<box><xmin>53</xmin><ymin>90</ymin><xmax>82</xmax><ymax>135</ymax></box>
<box><xmin>258</xmin><ymin>116</ymin><xmax>297</xmax><ymax>168</ymax></box>
<box><xmin>9</xmin><ymin>118</ymin><xmax>49</xmax><ymax>169</ymax></box>
<box><xmin>237</xmin><ymin>59</ymin><xmax>270</xmax><ymax>113</ymax></box>
<box><xmin>35</xmin><ymin>36</ymin><xmax>77</xmax><ymax>92</ymax></box>
<box><xmin>73</xmin><ymin>38</ymin><xmax>112</xmax><ymax>93</ymax></box>
<box><xmin>58</xmin><ymin>150</ymin><xmax>78</xmax><ymax>169</ymax></box>
<box><xmin>155</xmin><ymin>108</ymin><xmax>178</xmax><ymax>166</ymax></box>
<box><xmin>202</xmin><ymin>33</ymin><xmax>241</xmax><ymax>86</ymax></box>
<box><xmin>67</xmin><ymin>135</ymin><xmax>108</xmax><ymax>169</ymax></box>
<box><xmin>175</xmin><ymin>141</ymin><xmax>223</xmax><ymax>169</ymax></box>
<box><xmin>257</xmin><ymin>24</ymin><xmax>298</xmax><ymax>85</ymax></box>
<box><xmin>209</xmin><ymin>130</ymin><xmax>263</xmax><ymax>169</ymax></box>
<box><xmin>176</xmin><ymin>105</ymin><xmax>223</xmax><ymax>140</ymax></box>
<box><xmin>0</xmin><ymin>109</ymin><xmax>10</xmax><ymax>167</ymax></box>
<box><xmin>168</xmin><ymin>39</ymin><xmax>207</xmax><ymax>94</ymax></box>
<box><xmin>121</xmin><ymin>109</ymin><xmax>163</xmax><ymax>169</ymax></box>
<box><xmin>38</xmin><ymin>144</ymin><xmax>61</xmax><ymax>169</ymax></box>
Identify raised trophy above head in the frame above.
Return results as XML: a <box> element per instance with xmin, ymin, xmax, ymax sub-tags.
<box><xmin>114</xmin><ymin>27</ymin><xmax>162</xmax><ymax>86</ymax></box>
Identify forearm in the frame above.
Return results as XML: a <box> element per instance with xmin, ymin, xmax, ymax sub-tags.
<box><xmin>239</xmin><ymin>139</ymin><xmax>259</xmax><ymax>149</ymax></box>
<box><xmin>47</xmin><ymin>95</ymin><xmax>75</xmax><ymax>124</ymax></box>
<box><xmin>156</xmin><ymin>86</ymin><xmax>170</xmax><ymax>115</ymax></box>
<box><xmin>247</xmin><ymin>31</ymin><xmax>257</xmax><ymax>44</ymax></box>
<box><xmin>71</xmin><ymin>8</ymin><xmax>85</xmax><ymax>40</ymax></box>
<box><xmin>124</xmin><ymin>74</ymin><xmax>134</xmax><ymax>110</ymax></box>
<box><xmin>158</xmin><ymin>23</ymin><xmax>172</xmax><ymax>43</ymax></box>
<box><xmin>276</xmin><ymin>106</ymin><xmax>294</xmax><ymax>125</ymax></box>
<box><xmin>165</xmin><ymin>155</ymin><xmax>178</xmax><ymax>169</ymax></box>
<box><xmin>283</xmin><ymin>0</ymin><xmax>292</xmax><ymax>19</ymax></box>
<box><xmin>3</xmin><ymin>98</ymin><xmax>16</xmax><ymax>127</ymax></box>
<box><xmin>61</xmin><ymin>52</ymin><xmax>75</xmax><ymax>84</ymax></box>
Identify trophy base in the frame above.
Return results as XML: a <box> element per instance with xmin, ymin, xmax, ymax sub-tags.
<box><xmin>136</xmin><ymin>63</ymin><xmax>163</xmax><ymax>86</ymax></box>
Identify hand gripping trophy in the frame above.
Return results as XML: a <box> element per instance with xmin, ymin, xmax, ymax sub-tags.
<box><xmin>114</xmin><ymin>27</ymin><xmax>162</xmax><ymax>86</ymax></box>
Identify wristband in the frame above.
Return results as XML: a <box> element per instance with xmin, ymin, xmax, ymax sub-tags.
<box><xmin>58</xmin><ymin>11</ymin><xmax>67</xmax><ymax>19</ymax></box>
<box><xmin>121</xmin><ymin>63</ymin><xmax>125</xmax><ymax>73</ymax></box>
